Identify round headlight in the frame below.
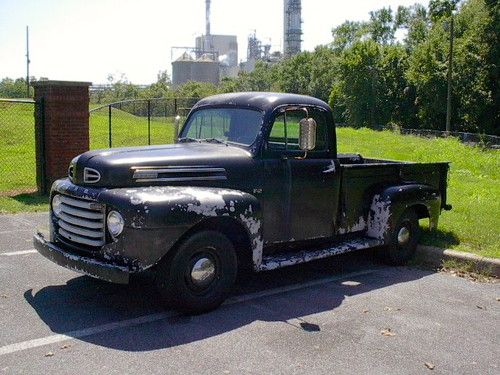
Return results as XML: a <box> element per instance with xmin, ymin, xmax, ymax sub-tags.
<box><xmin>107</xmin><ymin>210</ymin><xmax>124</xmax><ymax>237</ymax></box>
<box><xmin>52</xmin><ymin>195</ymin><xmax>63</xmax><ymax>217</ymax></box>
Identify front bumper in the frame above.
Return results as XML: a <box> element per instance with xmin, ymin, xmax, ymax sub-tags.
<box><xmin>34</xmin><ymin>228</ymin><xmax>130</xmax><ymax>284</ymax></box>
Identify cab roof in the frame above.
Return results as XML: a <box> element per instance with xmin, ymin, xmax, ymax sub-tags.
<box><xmin>192</xmin><ymin>92</ymin><xmax>331</xmax><ymax>114</ymax></box>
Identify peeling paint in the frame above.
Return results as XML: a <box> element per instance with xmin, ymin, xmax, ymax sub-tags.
<box><xmin>337</xmin><ymin>216</ymin><xmax>367</xmax><ymax>234</ymax></box>
<box><xmin>367</xmin><ymin>194</ymin><xmax>392</xmax><ymax>240</ymax></box>
<box><xmin>259</xmin><ymin>237</ymin><xmax>383</xmax><ymax>271</ymax></box>
<box><xmin>323</xmin><ymin>160</ymin><xmax>336</xmax><ymax>174</ymax></box>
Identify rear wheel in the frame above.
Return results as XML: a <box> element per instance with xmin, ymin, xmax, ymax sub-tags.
<box><xmin>155</xmin><ymin>230</ymin><xmax>237</xmax><ymax>314</ymax></box>
<box><xmin>382</xmin><ymin>209</ymin><xmax>420</xmax><ymax>265</ymax></box>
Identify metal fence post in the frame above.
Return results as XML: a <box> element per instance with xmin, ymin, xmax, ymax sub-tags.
<box><xmin>174</xmin><ymin>115</ymin><xmax>181</xmax><ymax>143</ymax></box>
<box><xmin>147</xmin><ymin>100</ymin><xmax>151</xmax><ymax>145</ymax></box>
<box><xmin>108</xmin><ymin>105</ymin><xmax>112</xmax><ymax>148</ymax></box>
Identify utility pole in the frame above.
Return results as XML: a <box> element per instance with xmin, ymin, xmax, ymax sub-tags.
<box><xmin>445</xmin><ymin>14</ymin><xmax>454</xmax><ymax>135</ymax></box>
<box><xmin>26</xmin><ymin>26</ymin><xmax>30</xmax><ymax>98</ymax></box>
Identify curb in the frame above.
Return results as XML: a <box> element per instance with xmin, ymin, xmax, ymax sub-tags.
<box><xmin>416</xmin><ymin>245</ymin><xmax>500</xmax><ymax>278</ymax></box>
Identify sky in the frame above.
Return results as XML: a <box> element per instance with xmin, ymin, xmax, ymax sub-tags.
<box><xmin>0</xmin><ymin>0</ymin><xmax>428</xmax><ymax>84</ymax></box>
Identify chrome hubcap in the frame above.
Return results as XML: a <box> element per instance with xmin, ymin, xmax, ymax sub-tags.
<box><xmin>397</xmin><ymin>227</ymin><xmax>411</xmax><ymax>245</ymax></box>
<box><xmin>190</xmin><ymin>257</ymin><xmax>216</xmax><ymax>288</ymax></box>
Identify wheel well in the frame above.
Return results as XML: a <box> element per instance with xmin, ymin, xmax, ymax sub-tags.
<box><xmin>172</xmin><ymin>217</ymin><xmax>253</xmax><ymax>272</ymax></box>
<box><xmin>411</xmin><ymin>204</ymin><xmax>430</xmax><ymax>220</ymax></box>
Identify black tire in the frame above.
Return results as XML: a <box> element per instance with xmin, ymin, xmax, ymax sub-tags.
<box><xmin>381</xmin><ymin>209</ymin><xmax>420</xmax><ymax>266</ymax></box>
<box><xmin>155</xmin><ymin>230</ymin><xmax>237</xmax><ymax>314</ymax></box>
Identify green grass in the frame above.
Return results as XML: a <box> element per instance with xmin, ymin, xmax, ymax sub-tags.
<box><xmin>337</xmin><ymin>127</ymin><xmax>499</xmax><ymax>258</ymax></box>
<box><xmin>0</xmin><ymin>102</ymin><xmax>37</xmax><ymax>193</ymax></box>
<box><xmin>89</xmin><ymin>108</ymin><xmax>176</xmax><ymax>149</ymax></box>
<box><xmin>0</xmin><ymin>193</ymin><xmax>48</xmax><ymax>214</ymax></box>
<box><xmin>1</xmin><ymin>105</ymin><xmax>498</xmax><ymax>257</ymax></box>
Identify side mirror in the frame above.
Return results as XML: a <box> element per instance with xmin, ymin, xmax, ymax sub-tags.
<box><xmin>299</xmin><ymin>118</ymin><xmax>317</xmax><ymax>151</ymax></box>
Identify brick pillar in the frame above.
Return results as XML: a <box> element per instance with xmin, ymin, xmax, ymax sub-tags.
<box><xmin>33</xmin><ymin>80</ymin><xmax>91</xmax><ymax>194</ymax></box>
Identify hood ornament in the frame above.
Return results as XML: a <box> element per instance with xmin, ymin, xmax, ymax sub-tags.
<box><xmin>83</xmin><ymin>168</ymin><xmax>101</xmax><ymax>183</ymax></box>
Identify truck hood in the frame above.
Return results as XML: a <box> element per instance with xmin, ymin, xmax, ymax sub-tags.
<box><xmin>71</xmin><ymin>142</ymin><xmax>255</xmax><ymax>188</ymax></box>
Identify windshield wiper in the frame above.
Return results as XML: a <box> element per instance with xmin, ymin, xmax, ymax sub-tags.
<box><xmin>177</xmin><ymin>137</ymin><xmax>200</xmax><ymax>143</ymax></box>
<box><xmin>203</xmin><ymin>138</ymin><xmax>228</xmax><ymax>145</ymax></box>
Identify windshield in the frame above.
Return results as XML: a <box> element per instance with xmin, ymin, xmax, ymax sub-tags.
<box><xmin>180</xmin><ymin>108</ymin><xmax>263</xmax><ymax>146</ymax></box>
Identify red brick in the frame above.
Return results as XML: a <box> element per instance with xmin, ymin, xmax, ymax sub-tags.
<box><xmin>33</xmin><ymin>80</ymin><xmax>91</xmax><ymax>193</ymax></box>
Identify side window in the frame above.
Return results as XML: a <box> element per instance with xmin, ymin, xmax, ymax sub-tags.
<box><xmin>268</xmin><ymin>108</ymin><xmax>328</xmax><ymax>152</ymax></box>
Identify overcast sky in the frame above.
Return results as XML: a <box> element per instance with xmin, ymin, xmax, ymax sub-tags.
<box><xmin>0</xmin><ymin>0</ymin><xmax>427</xmax><ymax>84</ymax></box>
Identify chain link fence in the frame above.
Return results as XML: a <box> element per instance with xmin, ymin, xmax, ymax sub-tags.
<box><xmin>0</xmin><ymin>99</ymin><xmax>38</xmax><ymax>196</ymax></box>
<box><xmin>89</xmin><ymin>98</ymin><xmax>199</xmax><ymax>149</ymax></box>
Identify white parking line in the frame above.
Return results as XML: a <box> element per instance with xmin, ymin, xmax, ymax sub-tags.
<box><xmin>0</xmin><ymin>249</ymin><xmax>38</xmax><ymax>256</ymax></box>
<box><xmin>0</xmin><ymin>269</ymin><xmax>375</xmax><ymax>356</ymax></box>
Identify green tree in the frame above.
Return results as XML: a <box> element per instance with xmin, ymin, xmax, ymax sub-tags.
<box><xmin>331</xmin><ymin>21</ymin><xmax>368</xmax><ymax>52</ymax></box>
<box><xmin>368</xmin><ymin>7</ymin><xmax>396</xmax><ymax>45</ymax></box>
<box><xmin>0</xmin><ymin>77</ymin><xmax>30</xmax><ymax>98</ymax></box>
<box><xmin>396</xmin><ymin>4</ymin><xmax>430</xmax><ymax>50</ymax></box>
<box><xmin>408</xmin><ymin>0</ymin><xmax>497</xmax><ymax>133</ymax></box>
<box><xmin>174</xmin><ymin>81</ymin><xmax>218</xmax><ymax>99</ymax></box>
<box><xmin>329</xmin><ymin>40</ymin><xmax>382</xmax><ymax>128</ymax></box>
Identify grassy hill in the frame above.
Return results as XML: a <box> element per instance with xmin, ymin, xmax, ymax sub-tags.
<box><xmin>0</xmin><ymin>105</ymin><xmax>498</xmax><ymax>257</ymax></box>
<box><xmin>89</xmin><ymin>107</ymin><xmax>176</xmax><ymax>149</ymax></box>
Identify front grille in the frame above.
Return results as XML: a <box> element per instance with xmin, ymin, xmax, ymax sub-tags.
<box><xmin>56</xmin><ymin>194</ymin><xmax>105</xmax><ymax>247</ymax></box>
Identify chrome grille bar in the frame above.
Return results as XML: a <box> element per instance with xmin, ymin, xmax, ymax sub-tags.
<box><xmin>60</xmin><ymin>204</ymin><xmax>103</xmax><ymax>220</ymax></box>
<box><xmin>58</xmin><ymin>212</ymin><xmax>104</xmax><ymax>229</ymax></box>
<box><xmin>59</xmin><ymin>195</ymin><xmax>103</xmax><ymax>210</ymax></box>
<box><xmin>58</xmin><ymin>220</ymin><xmax>104</xmax><ymax>239</ymax></box>
<box><xmin>58</xmin><ymin>228</ymin><xmax>104</xmax><ymax>247</ymax></box>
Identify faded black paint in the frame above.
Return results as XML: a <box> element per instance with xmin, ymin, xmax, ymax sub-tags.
<box><xmin>34</xmin><ymin>92</ymin><xmax>450</xmax><ymax>283</ymax></box>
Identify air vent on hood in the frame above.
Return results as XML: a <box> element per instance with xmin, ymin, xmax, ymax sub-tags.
<box><xmin>132</xmin><ymin>166</ymin><xmax>227</xmax><ymax>183</ymax></box>
<box><xmin>83</xmin><ymin>168</ymin><xmax>101</xmax><ymax>183</ymax></box>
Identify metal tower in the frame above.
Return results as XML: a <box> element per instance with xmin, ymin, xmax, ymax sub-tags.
<box><xmin>283</xmin><ymin>0</ymin><xmax>302</xmax><ymax>57</ymax></box>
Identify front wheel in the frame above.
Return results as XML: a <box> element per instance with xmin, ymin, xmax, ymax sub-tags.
<box><xmin>155</xmin><ymin>230</ymin><xmax>237</xmax><ymax>314</ymax></box>
<box><xmin>381</xmin><ymin>209</ymin><xmax>420</xmax><ymax>266</ymax></box>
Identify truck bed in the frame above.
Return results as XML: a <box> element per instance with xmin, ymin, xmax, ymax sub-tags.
<box><xmin>336</xmin><ymin>153</ymin><xmax>449</xmax><ymax>233</ymax></box>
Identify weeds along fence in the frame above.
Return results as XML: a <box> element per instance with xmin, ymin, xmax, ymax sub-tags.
<box><xmin>89</xmin><ymin>98</ymin><xmax>199</xmax><ymax>149</ymax></box>
<box><xmin>337</xmin><ymin>123</ymin><xmax>500</xmax><ymax>149</ymax></box>
<box><xmin>0</xmin><ymin>98</ymin><xmax>38</xmax><ymax>196</ymax></box>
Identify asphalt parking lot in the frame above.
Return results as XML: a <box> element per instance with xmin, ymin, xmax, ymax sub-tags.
<box><xmin>0</xmin><ymin>212</ymin><xmax>498</xmax><ymax>374</ymax></box>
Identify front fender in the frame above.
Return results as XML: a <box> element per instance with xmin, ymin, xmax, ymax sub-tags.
<box><xmin>100</xmin><ymin>186</ymin><xmax>264</xmax><ymax>269</ymax></box>
<box><xmin>367</xmin><ymin>184</ymin><xmax>441</xmax><ymax>242</ymax></box>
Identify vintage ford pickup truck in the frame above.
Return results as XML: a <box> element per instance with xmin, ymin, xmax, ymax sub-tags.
<box><xmin>34</xmin><ymin>92</ymin><xmax>451</xmax><ymax>313</ymax></box>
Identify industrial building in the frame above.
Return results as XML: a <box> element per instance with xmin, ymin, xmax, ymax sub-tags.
<box><xmin>284</xmin><ymin>0</ymin><xmax>302</xmax><ymax>57</ymax></box>
<box><xmin>172</xmin><ymin>0</ymin><xmax>238</xmax><ymax>86</ymax></box>
<box><xmin>172</xmin><ymin>51</ymin><xmax>220</xmax><ymax>86</ymax></box>
<box><xmin>172</xmin><ymin>0</ymin><xmax>302</xmax><ymax>86</ymax></box>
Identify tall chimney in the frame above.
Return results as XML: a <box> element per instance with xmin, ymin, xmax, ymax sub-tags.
<box><xmin>206</xmin><ymin>0</ymin><xmax>211</xmax><ymax>36</ymax></box>
<box><xmin>284</xmin><ymin>0</ymin><xmax>302</xmax><ymax>57</ymax></box>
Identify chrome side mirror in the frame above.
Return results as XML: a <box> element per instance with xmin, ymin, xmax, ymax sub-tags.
<box><xmin>299</xmin><ymin>118</ymin><xmax>317</xmax><ymax>151</ymax></box>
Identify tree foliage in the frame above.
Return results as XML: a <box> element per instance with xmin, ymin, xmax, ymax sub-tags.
<box><xmin>1</xmin><ymin>0</ymin><xmax>497</xmax><ymax>134</ymax></box>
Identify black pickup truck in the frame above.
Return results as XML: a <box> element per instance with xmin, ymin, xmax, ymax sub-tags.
<box><xmin>34</xmin><ymin>92</ymin><xmax>451</xmax><ymax>313</ymax></box>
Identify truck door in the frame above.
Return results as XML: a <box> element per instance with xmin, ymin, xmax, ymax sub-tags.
<box><xmin>262</xmin><ymin>107</ymin><xmax>341</xmax><ymax>243</ymax></box>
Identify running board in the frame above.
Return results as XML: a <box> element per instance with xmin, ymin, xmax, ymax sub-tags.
<box><xmin>258</xmin><ymin>237</ymin><xmax>384</xmax><ymax>271</ymax></box>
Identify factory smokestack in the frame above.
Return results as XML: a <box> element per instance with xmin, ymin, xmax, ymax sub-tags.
<box><xmin>206</xmin><ymin>0</ymin><xmax>211</xmax><ymax>36</ymax></box>
<box><xmin>284</xmin><ymin>0</ymin><xmax>302</xmax><ymax>57</ymax></box>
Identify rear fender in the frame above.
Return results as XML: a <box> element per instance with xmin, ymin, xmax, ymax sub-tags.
<box><xmin>367</xmin><ymin>184</ymin><xmax>441</xmax><ymax>242</ymax></box>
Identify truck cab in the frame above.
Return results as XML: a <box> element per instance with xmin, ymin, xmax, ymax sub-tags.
<box><xmin>34</xmin><ymin>92</ymin><xmax>450</xmax><ymax>313</ymax></box>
